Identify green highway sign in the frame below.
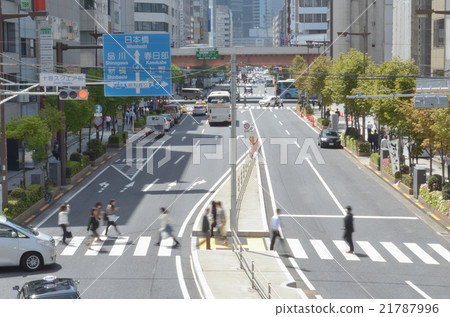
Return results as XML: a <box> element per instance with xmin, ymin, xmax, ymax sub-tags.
<box><xmin>196</xmin><ymin>48</ymin><xmax>219</xmax><ymax>60</ymax></box>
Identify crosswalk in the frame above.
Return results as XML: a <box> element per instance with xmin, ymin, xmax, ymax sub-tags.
<box><xmin>236</xmin><ymin>105</ymin><xmax>296</xmax><ymax>110</ymax></box>
<box><xmin>52</xmin><ymin>234</ymin><xmax>450</xmax><ymax>266</ymax></box>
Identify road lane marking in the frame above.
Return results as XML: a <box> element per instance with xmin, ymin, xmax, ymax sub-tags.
<box><xmin>285</xmin><ymin>129</ymin><xmax>290</xmax><ymax>135</ymax></box>
<box><xmin>310</xmin><ymin>240</ymin><xmax>334</xmax><ymax>260</ymax></box>
<box><xmin>286</xmin><ymin>238</ymin><xmax>308</xmax><ymax>259</ymax></box>
<box><xmin>176</xmin><ymin>256</ymin><xmax>190</xmax><ymax>299</ymax></box>
<box><xmin>404</xmin><ymin>243</ymin><xmax>439</xmax><ymax>265</ymax></box>
<box><xmin>158</xmin><ymin>237</ymin><xmax>174</xmax><ymax>256</ymax></box>
<box><xmin>279</xmin><ymin>214</ymin><xmax>418</xmax><ymax>220</ymax></box>
<box><xmin>356</xmin><ymin>241</ymin><xmax>386</xmax><ymax>262</ymax></box>
<box><xmin>278</xmin><ymin>121</ymin><xmax>283</xmax><ymax>126</ymax></box>
<box><xmin>295</xmin><ymin>141</ymin><xmax>300</xmax><ymax>148</ymax></box>
<box><xmin>109</xmin><ymin>236</ymin><xmax>129</xmax><ymax>256</ymax></box>
<box><xmin>85</xmin><ymin>237</ymin><xmax>105</xmax><ymax>256</ymax></box>
<box><xmin>274</xmin><ymin>114</ymin><xmax>278</xmax><ymax>118</ymax></box>
<box><xmin>428</xmin><ymin>243</ymin><xmax>450</xmax><ymax>263</ymax></box>
<box><xmin>61</xmin><ymin>236</ymin><xmax>85</xmax><ymax>256</ymax></box>
<box><xmin>133</xmin><ymin>237</ymin><xmax>152</xmax><ymax>256</ymax></box>
<box><xmin>143</xmin><ymin>178</ymin><xmax>159</xmax><ymax>192</ymax></box>
<box><xmin>171</xmin><ymin>129</ymin><xmax>176</xmax><ymax>135</ymax></box>
<box><xmin>380</xmin><ymin>242</ymin><xmax>412</xmax><ymax>263</ymax></box>
<box><xmin>288</xmin><ymin>257</ymin><xmax>316</xmax><ymax>291</ymax></box>
<box><xmin>174</xmin><ymin>155</ymin><xmax>185</xmax><ymax>165</ymax></box>
<box><xmin>405</xmin><ymin>281</ymin><xmax>432</xmax><ymax>299</ymax></box>
<box><xmin>289</xmin><ymin>108</ymin><xmax>319</xmax><ymax>134</ymax></box>
<box><xmin>430</xmin><ymin>213</ymin><xmax>440</xmax><ymax>221</ymax></box>
<box><xmin>333</xmin><ymin>240</ymin><xmax>360</xmax><ymax>261</ymax></box>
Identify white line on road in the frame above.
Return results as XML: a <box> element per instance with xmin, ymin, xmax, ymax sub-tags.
<box><xmin>381</xmin><ymin>242</ymin><xmax>412</xmax><ymax>263</ymax></box>
<box><xmin>109</xmin><ymin>236</ymin><xmax>129</xmax><ymax>256</ymax></box>
<box><xmin>279</xmin><ymin>214</ymin><xmax>418</xmax><ymax>220</ymax></box>
<box><xmin>274</xmin><ymin>114</ymin><xmax>278</xmax><ymax>118</ymax></box>
<box><xmin>289</xmin><ymin>108</ymin><xmax>319</xmax><ymax>134</ymax></box>
<box><xmin>133</xmin><ymin>236</ymin><xmax>151</xmax><ymax>256</ymax></box>
<box><xmin>404</xmin><ymin>243</ymin><xmax>439</xmax><ymax>265</ymax></box>
<box><xmin>295</xmin><ymin>141</ymin><xmax>300</xmax><ymax>148</ymax></box>
<box><xmin>171</xmin><ymin>129</ymin><xmax>176</xmax><ymax>135</ymax></box>
<box><xmin>61</xmin><ymin>236</ymin><xmax>85</xmax><ymax>256</ymax></box>
<box><xmin>405</xmin><ymin>280</ymin><xmax>432</xmax><ymax>299</ymax></box>
<box><xmin>356</xmin><ymin>241</ymin><xmax>386</xmax><ymax>262</ymax></box>
<box><xmin>285</xmin><ymin>129</ymin><xmax>290</xmax><ymax>135</ymax></box>
<box><xmin>428</xmin><ymin>243</ymin><xmax>450</xmax><ymax>263</ymax></box>
<box><xmin>201</xmin><ymin>128</ymin><xmax>205</xmax><ymax>134</ymax></box>
<box><xmin>286</xmin><ymin>238</ymin><xmax>308</xmax><ymax>259</ymax></box>
<box><xmin>143</xmin><ymin>178</ymin><xmax>159</xmax><ymax>192</ymax></box>
<box><xmin>157</xmin><ymin>237</ymin><xmax>174</xmax><ymax>256</ymax></box>
<box><xmin>174</xmin><ymin>155</ymin><xmax>185</xmax><ymax>165</ymax></box>
<box><xmin>279</xmin><ymin>121</ymin><xmax>283</xmax><ymax>126</ymax></box>
<box><xmin>333</xmin><ymin>240</ymin><xmax>360</xmax><ymax>261</ymax></box>
<box><xmin>176</xmin><ymin>256</ymin><xmax>190</xmax><ymax>299</ymax></box>
<box><xmin>310</xmin><ymin>239</ymin><xmax>334</xmax><ymax>260</ymax></box>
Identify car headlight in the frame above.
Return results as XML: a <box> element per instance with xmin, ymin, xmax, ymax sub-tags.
<box><xmin>321</xmin><ymin>138</ymin><xmax>327</xmax><ymax>141</ymax></box>
<box><xmin>38</xmin><ymin>239</ymin><xmax>54</xmax><ymax>249</ymax></box>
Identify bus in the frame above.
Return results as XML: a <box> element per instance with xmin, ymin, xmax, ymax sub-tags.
<box><xmin>276</xmin><ymin>79</ymin><xmax>299</xmax><ymax>99</ymax></box>
<box><xmin>207</xmin><ymin>91</ymin><xmax>231</xmax><ymax>125</ymax></box>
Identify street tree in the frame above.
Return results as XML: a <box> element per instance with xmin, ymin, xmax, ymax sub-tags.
<box><xmin>290</xmin><ymin>55</ymin><xmax>308</xmax><ymax>93</ymax></box>
<box><xmin>305</xmin><ymin>56</ymin><xmax>333</xmax><ymax>117</ymax></box>
<box><xmin>431</xmin><ymin>107</ymin><xmax>450</xmax><ymax>183</ymax></box>
<box><xmin>6</xmin><ymin>115</ymin><xmax>52</xmax><ymax>187</ymax></box>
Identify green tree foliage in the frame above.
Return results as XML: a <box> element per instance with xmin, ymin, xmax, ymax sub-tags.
<box><xmin>431</xmin><ymin>107</ymin><xmax>450</xmax><ymax>183</ymax></box>
<box><xmin>305</xmin><ymin>56</ymin><xmax>333</xmax><ymax>106</ymax></box>
<box><xmin>171</xmin><ymin>63</ymin><xmax>184</xmax><ymax>85</ymax></box>
<box><xmin>290</xmin><ymin>55</ymin><xmax>308</xmax><ymax>92</ymax></box>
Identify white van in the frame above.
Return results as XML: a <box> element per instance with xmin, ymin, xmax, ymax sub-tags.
<box><xmin>146</xmin><ymin>115</ymin><xmax>167</xmax><ymax>136</ymax></box>
<box><xmin>0</xmin><ymin>215</ymin><xmax>56</xmax><ymax>272</ymax></box>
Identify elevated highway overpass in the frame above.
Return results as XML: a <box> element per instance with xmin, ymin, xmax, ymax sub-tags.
<box><xmin>171</xmin><ymin>46</ymin><xmax>321</xmax><ymax>67</ymax></box>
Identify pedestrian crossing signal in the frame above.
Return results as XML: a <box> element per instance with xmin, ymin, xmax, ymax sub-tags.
<box><xmin>59</xmin><ymin>89</ymin><xmax>89</xmax><ymax>100</ymax></box>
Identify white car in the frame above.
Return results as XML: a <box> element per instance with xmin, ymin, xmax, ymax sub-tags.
<box><xmin>193</xmin><ymin>105</ymin><xmax>207</xmax><ymax>116</ymax></box>
<box><xmin>0</xmin><ymin>215</ymin><xmax>56</xmax><ymax>271</ymax></box>
<box><xmin>259</xmin><ymin>95</ymin><xmax>279</xmax><ymax>107</ymax></box>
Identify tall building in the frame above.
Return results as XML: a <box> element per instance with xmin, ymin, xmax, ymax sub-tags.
<box><xmin>192</xmin><ymin>0</ymin><xmax>209</xmax><ymax>45</ymax></box>
<box><xmin>428</xmin><ymin>0</ymin><xmax>447</xmax><ymax>76</ymax></box>
<box><xmin>133</xmin><ymin>0</ymin><xmax>182</xmax><ymax>48</ymax></box>
<box><xmin>214</xmin><ymin>5</ymin><xmax>233</xmax><ymax>47</ymax></box>
<box><xmin>120</xmin><ymin>0</ymin><xmax>135</xmax><ymax>34</ymax></box>
<box><xmin>392</xmin><ymin>0</ymin><xmax>431</xmax><ymax>76</ymax></box>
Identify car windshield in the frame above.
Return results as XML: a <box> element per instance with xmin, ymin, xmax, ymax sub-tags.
<box><xmin>324</xmin><ymin>130</ymin><xmax>338</xmax><ymax>137</ymax></box>
<box><xmin>7</xmin><ymin>218</ymin><xmax>38</xmax><ymax>236</ymax></box>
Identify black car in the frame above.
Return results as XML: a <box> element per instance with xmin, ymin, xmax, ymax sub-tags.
<box><xmin>13</xmin><ymin>276</ymin><xmax>80</xmax><ymax>299</ymax></box>
<box><xmin>318</xmin><ymin>129</ymin><xmax>341</xmax><ymax>148</ymax></box>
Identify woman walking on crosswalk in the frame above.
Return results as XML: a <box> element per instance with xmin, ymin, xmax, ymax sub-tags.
<box><xmin>155</xmin><ymin>207</ymin><xmax>180</xmax><ymax>248</ymax></box>
<box><xmin>87</xmin><ymin>208</ymin><xmax>102</xmax><ymax>250</ymax></box>
<box><xmin>105</xmin><ymin>199</ymin><xmax>121</xmax><ymax>236</ymax></box>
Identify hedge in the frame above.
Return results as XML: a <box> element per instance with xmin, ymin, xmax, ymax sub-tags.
<box><xmin>401</xmin><ymin>174</ymin><xmax>413</xmax><ymax>189</ymax></box>
<box><xmin>134</xmin><ymin>117</ymin><xmax>146</xmax><ymax>128</ymax></box>
<box><xmin>83</xmin><ymin>139</ymin><xmax>106</xmax><ymax>161</ymax></box>
<box><xmin>427</xmin><ymin>174</ymin><xmax>443</xmax><ymax>192</ymax></box>
<box><xmin>108</xmin><ymin>133</ymin><xmax>123</xmax><ymax>144</ymax></box>
<box><xmin>317</xmin><ymin>118</ymin><xmax>330</xmax><ymax>127</ymax></box>
<box><xmin>357</xmin><ymin>141</ymin><xmax>371</xmax><ymax>153</ymax></box>
<box><xmin>4</xmin><ymin>184</ymin><xmax>43</xmax><ymax>219</ymax></box>
<box><xmin>370</xmin><ymin>153</ymin><xmax>380</xmax><ymax>166</ymax></box>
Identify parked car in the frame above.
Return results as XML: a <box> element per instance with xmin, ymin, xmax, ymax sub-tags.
<box><xmin>162</xmin><ymin>114</ymin><xmax>175</xmax><ymax>129</ymax></box>
<box><xmin>259</xmin><ymin>95</ymin><xmax>279</xmax><ymax>107</ymax></box>
<box><xmin>13</xmin><ymin>276</ymin><xmax>81</xmax><ymax>299</ymax></box>
<box><xmin>318</xmin><ymin>129</ymin><xmax>342</xmax><ymax>148</ymax></box>
<box><xmin>0</xmin><ymin>215</ymin><xmax>56</xmax><ymax>272</ymax></box>
<box><xmin>193</xmin><ymin>105</ymin><xmax>207</xmax><ymax>116</ymax></box>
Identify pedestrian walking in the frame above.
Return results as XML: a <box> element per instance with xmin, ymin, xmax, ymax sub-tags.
<box><xmin>87</xmin><ymin>208</ymin><xmax>102</xmax><ymax>250</ymax></box>
<box><xmin>380</xmin><ymin>135</ymin><xmax>388</xmax><ymax>149</ymax></box>
<box><xmin>155</xmin><ymin>208</ymin><xmax>180</xmax><ymax>248</ymax></box>
<box><xmin>373</xmin><ymin>130</ymin><xmax>379</xmax><ymax>152</ymax></box>
<box><xmin>367</xmin><ymin>122</ymin><xmax>373</xmax><ymax>136</ymax></box>
<box><xmin>343</xmin><ymin>206</ymin><xmax>354</xmax><ymax>254</ymax></box>
<box><xmin>52</xmin><ymin>143</ymin><xmax>59</xmax><ymax>160</ymax></box>
<box><xmin>105</xmin><ymin>116</ymin><xmax>112</xmax><ymax>131</ymax></box>
<box><xmin>105</xmin><ymin>199</ymin><xmax>121</xmax><ymax>236</ymax></box>
<box><xmin>202</xmin><ymin>208</ymin><xmax>212</xmax><ymax>250</ymax></box>
<box><xmin>216</xmin><ymin>201</ymin><xmax>227</xmax><ymax>244</ymax></box>
<box><xmin>210</xmin><ymin>201</ymin><xmax>217</xmax><ymax>237</ymax></box>
<box><xmin>58</xmin><ymin>204</ymin><xmax>70</xmax><ymax>245</ymax></box>
<box><xmin>279</xmin><ymin>98</ymin><xmax>284</xmax><ymax>108</ymax></box>
<box><xmin>270</xmin><ymin>209</ymin><xmax>282</xmax><ymax>250</ymax></box>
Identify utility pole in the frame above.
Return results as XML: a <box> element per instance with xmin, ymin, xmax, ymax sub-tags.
<box><xmin>56</xmin><ymin>42</ymin><xmax>67</xmax><ymax>185</ymax></box>
<box><xmin>230</xmin><ymin>54</ymin><xmax>237</xmax><ymax>232</ymax></box>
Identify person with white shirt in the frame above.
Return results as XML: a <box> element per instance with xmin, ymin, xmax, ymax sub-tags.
<box><xmin>58</xmin><ymin>204</ymin><xmax>70</xmax><ymax>245</ymax></box>
<box><xmin>270</xmin><ymin>209</ymin><xmax>282</xmax><ymax>250</ymax></box>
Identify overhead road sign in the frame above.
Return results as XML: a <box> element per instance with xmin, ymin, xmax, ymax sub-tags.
<box><xmin>103</xmin><ymin>33</ymin><xmax>172</xmax><ymax>97</ymax></box>
<box><xmin>413</xmin><ymin>95</ymin><xmax>448</xmax><ymax>108</ymax></box>
<box><xmin>196</xmin><ymin>47</ymin><xmax>219</xmax><ymax>60</ymax></box>
<box><xmin>416</xmin><ymin>78</ymin><xmax>450</xmax><ymax>93</ymax></box>
<box><xmin>40</xmin><ymin>73</ymin><xmax>86</xmax><ymax>87</ymax></box>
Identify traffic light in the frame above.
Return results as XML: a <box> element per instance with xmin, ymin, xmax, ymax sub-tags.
<box><xmin>186</xmin><ymin>66</ymin><xmax>190</xmax><ymax>70</ymax></box>
<box><xmin>278</xmin><ymin>67</ymin><xmax>283</xmax><ymax>71</ymax></box>
<box><xmin>59</xmin><ymin>89</ymin><xmax>89</xmax><ymax>100</ymax></box>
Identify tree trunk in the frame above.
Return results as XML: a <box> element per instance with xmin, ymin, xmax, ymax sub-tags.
<box><xmin>78</xmin><ymin>129</ymin><xmax>82</xmax><ymax>153</ymax></box>
<box><xmin>429</xmin><ymin>144</ymin><xmax>433</xmax><ymax>176</ymax></box>
<box><xmin>362</xmin><ymin>113</ymin><xmax>366</xmax><ymax>141</ymax></box>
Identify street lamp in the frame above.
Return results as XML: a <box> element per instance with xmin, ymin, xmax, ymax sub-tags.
<box><xmin>0</xmin><ymin>3</ymin><xmax>48</xmax><ymax>210</ymax></box>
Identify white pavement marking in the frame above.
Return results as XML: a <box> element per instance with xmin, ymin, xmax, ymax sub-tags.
<box><xmin>405</xmin><ymin>281</ymin><xmax>432</xmax><ymax>299</ymax></box>
<box><xmin>286</xmin><ymin>238</ymin><xmax>308</xmax><ymax>259</ymax></box>
<box><xmin>310</xmin><ymin>240</ymin><xmax>334</xmax><ymax>260</ymax></box>
<box><xmin>85</xmin><ymin>238</ymin><xmax>105</xmax><ymax>256</ymax></box>
<box><xmin>404</xmin><ymin>243</ymin><xmax>439</xmax><ymax>265</ymax></box>
<box><xmin>201</xmin><ymin>128</ymin><xmax>205</xmax><ymax>134</ymax></box>
<box><xmin>274</xmin><ymin>114</ymin><xmax>278</xmax><ymax>118</ymax></box>
<box><xmin>356</xmin><ymin>241</ymin><xmax>386</xmax><ymax>262</ymax></box>
<box><xmin>171</xmin><ymin>129</ymin><xmax>176</xmax><ymax>135</ymax></box>
<box><xmin>174</xmin><ymin>155</ymin><xmax>185</xmax><ymax>165</ymax></box>
<box><xmin>176</xmin><ymin>256</ymin><xmax>190</xmax><ymax>299</ymax></box>
<box><xmin>109</xmin><ymin>236</ymin><xmax>129</xmax><ymax>256</ymax></box>
<box><xmin>333</xmin><ymin>240</ymin><xmax>360</xmax><ymax>261</ymax></box>
<box><xmin>428</xmin><ymin>243</ymin><xmax>450</xmax><ymax>263</ymax></box>
<box><xmin>380</xmin><ymin>242</ymin><xmax>412</xmax><ymax>263</ymax></box>
<box><xmin>289</xmin><ymin>108</ymin><xmax>319</xmax><ymax>135</ymax></box>
<box><xmin>288</xmin><ymin>257</ymin><xmax>316</xmax><ymax>291</ymax></box>
<box><xmin>133</xmin><ymin>236</ymin><xmax>152</xmax><ymax>256</ymax></box>
<box><xmin>143</xmin><ymin>178</ymin><xmax>159</xmax><ymax>192</ymax></box>
<box><xmin>285</xmin><ymin>129</ymin><xmax>290</xmax><ymax>135</ymax></box>
<box><xmin>278</xmin><ymin>121</ymin><xmax>283</xmax><ymax>126</ymax></box>
<box><xmin>279</xmin><ymin>214</ymin><xmax>418</xmax><ymax>220</ymax></box>
<box><xmin>157</xmin><ymin>237</ymin><xmax>174</xmax><ymax>256</ymax></box>
<box><xmin>166</xmin><ymin>181</ymin><xmax>177</xmax><ymax>191</ymax></box>
<box><xmin>305</xmin><ymin>159</ymin><xmax>346</xmax><ymax>215</ymax></box>
<box><xmin>61</xmin><ymin>236</ymin><xmax>85</xmax><ymax>256</ymax></box>
<box><xmin>295</xmin><ymin>141</ymin><xmax>300</xmax><ymax>148</ymax></box>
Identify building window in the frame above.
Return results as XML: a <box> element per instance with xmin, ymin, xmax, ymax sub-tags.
<box><xmin>81</xmin><ymin>0</ymin><xmax>96</xmax><ymax>10</ymax></box>
<box><xmin>134</xmin><ymin>3</ymin><xmax>168</xmax><ymax>14</ymax></box>
<box><xmin>433</xmin><ymin>19</ymin><xmax>445</xmax><ymax>48</ymax></box>
<box><xmin>299</xmin><ymin>0</ymin><xmax>328</xmax><ymax>7</ymax></box>
<box><xmin>3</xmin><ymin>22</ymin><xmax>16</xmax><ymax>53</ymax></box>
<box><xmin>20</xmin><ymin>38</ymin><xmax>36</xmax><ymax>57</ymax></box>
<box><xmin>135</xmin><ymin>22</ymin><xmax>169</xmax><ymax>32</ymax></box>
<box><xmin>299</xmin><ymin>14</ymin><xmax>327</xmax><ymax>23</ymax></box>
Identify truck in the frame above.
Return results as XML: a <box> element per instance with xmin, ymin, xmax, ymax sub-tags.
<box><xmin>146</xmin><ymin>115</ymin><xmax>167</xmax><ymax>137</ymax></box>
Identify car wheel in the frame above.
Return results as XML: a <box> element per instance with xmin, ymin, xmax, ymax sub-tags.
<box><xmin>21</xmin><ymin>252</ymin><xmax>43</xmax><ymax>272</ymax></box>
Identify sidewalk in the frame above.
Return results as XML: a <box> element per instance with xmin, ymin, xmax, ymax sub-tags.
<box><xmin>192</xmin><ymin>155</ymin><xmax>306</xmax><ymax>299</ymax></box>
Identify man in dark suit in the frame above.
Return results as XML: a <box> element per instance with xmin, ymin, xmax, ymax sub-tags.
<box><xmin>202</xmin><ymin>208</ymin><xmax>211</xmax><ymax>250</ymax></box>
<box><xmin>343</xmin><ymin>206</ymin><xmax>354</xmax><ymax>254</ymax></box>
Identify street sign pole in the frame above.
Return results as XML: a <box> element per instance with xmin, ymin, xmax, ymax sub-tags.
<box><xmin>231</xmin><ymin>54</ymin><xmax>237</xmax><ymax>233</ymax></box>
<box><xmin>56</xmin><ymin>42</ymin><xmax>66</xmax><ymax>185</ymax></box>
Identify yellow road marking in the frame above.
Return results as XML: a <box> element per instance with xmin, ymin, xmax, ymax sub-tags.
<box><xmin>447</xmin><ymin>227</ymin><xmax>450</xmax><ymax>231</ymax></box>
<box><xmin>25</xmin><ymin>215</ymin><xmax>35</xmax><ymax>223</ymax></box>
<box><xmin>77</xmin><ymin>178</ymin><xmax>83</xmax><ymax>183</ymax></box>
<box><xmin>392</xmin><ymin>184</ymin><xmax>399</xmax><ymax>190</ymax></box>
<box><xmin>86</xmin><ymin>171</ymin><xmax>92</xmax><ymax>176</ymax></box>
<box><xmin>93</xmin><ymin>166</ymin><xmax>99</xmax><ymax>170</ymax></box>
<box><xmin>40</xmin><ymin>204</ymin><xmax>49</xmax><ymax>211</ymax></box>
<box><xmin>67</xmin><ymin>185</ymin><xmax>74</xmax><ymax>191</ymax></box>
<box><xmin>416</xmin><ymin>203</ymin><xmax>424</xmax><ymax>209</ymax></box>
<box><xmin>375</xmin><ymin>171</ymin><xmax>381</xmax><ymax>175</ymax></box>
<box><xmin>383</xmin><ymin>177</ymin><xmax>390</xmax><ymax>183</ymax></box>
<box><xmin>55</xmin><ymin>193</ymin><xmax>63</xmax><ymax>200</ymax></box>
<box><xmin>100</xmin><ymin>160</ymin><xmax>106</xmax><ymax>165</ymax></box>
<box><xmin>402</xmin><ymin>193</ymin><xmax>410</xmax><ymax>199</ymax></box>
<box><xmin>430</xmin><ymin>213</ymin><xmax>440</xmax><ymax>221</ymax></box>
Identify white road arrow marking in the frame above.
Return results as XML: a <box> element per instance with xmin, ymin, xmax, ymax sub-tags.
<box><xmin>166</xmin><ymin>181</ymin><xmax>177</xmax><ymax>191</ymax></box>
<box><xmin>181</xmin><ymin>136</ymin><xmax>186</xmax><ymax>142</ymax></box>
<box><xmin>187</xmin><ymin>179</ymin><xmax>206</xmax><ymax>191</ymax></box>
<box><xmin>120</xmin><ymin>181</ymin><xmax>135</xmax><ymax>193</ymax></box>
<box><xmin>98</xmin><ymin>182</ymin><xmax>109</xmax><ymax>193</ymax></box>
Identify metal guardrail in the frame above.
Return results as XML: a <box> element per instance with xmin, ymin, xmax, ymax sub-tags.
<box><xmin>231</xmin><ymin>230</ymin><xmax>280</xmax><ymax>299</ymax></box>
<box><xmin>236</xmin><ymin>156</ymin><xmax>255</xmax><ymax>218</ymax></box>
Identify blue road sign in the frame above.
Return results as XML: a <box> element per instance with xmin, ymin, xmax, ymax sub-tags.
<box><xmin>103</xmin><ymin>33</ymin><xmax>172</xmax><ymax>97</ymax></box>
<box><xmin>95</xmin><ymin>105</ymin><xmax>102</xmax><ymax>113</ymax></box>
